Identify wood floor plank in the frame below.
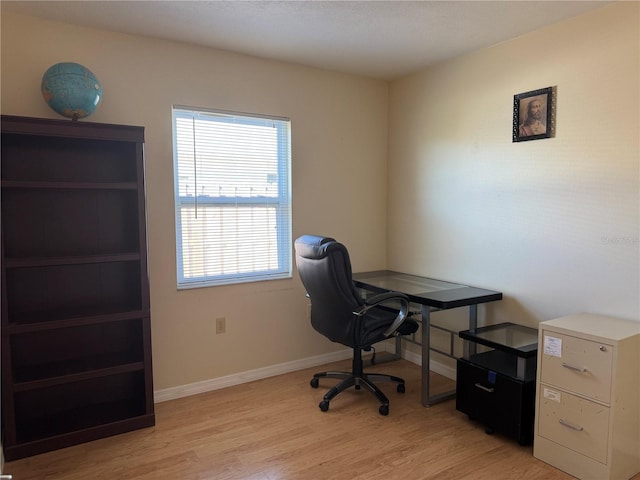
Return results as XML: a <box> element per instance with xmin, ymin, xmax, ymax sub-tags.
<box><xmin>4</xmin><ymin>359</ymin><xmax>639</xmax><ymax>479</ymax></box>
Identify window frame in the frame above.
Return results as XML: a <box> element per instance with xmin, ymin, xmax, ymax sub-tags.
<box><xmin>172</xmin><ymin>106</ymin><xmax>292</xmax><ymax>289</ymax></box>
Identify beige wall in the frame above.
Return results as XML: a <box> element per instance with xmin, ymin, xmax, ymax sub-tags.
<box><xmin>2</xmin><ymin>2</ymin><xmax>638</xmax><ymax>394</ymax></box>
<box><xmin>388</xmin><ymin>2</ymin><xmax>639</xmax><ymax>333</ymax></box>
<box><xmin>1</xmin><ymin>12</ymin><xmax>390</xmax><ymax>391</ymax></box>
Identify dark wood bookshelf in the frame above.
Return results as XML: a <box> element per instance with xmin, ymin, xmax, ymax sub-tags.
<box><xmin>1</xmin><ymin>115</ymin><xmax>155</xmax><ymax>461</ymax></box>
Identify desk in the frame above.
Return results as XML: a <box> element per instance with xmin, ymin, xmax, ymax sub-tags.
<box><xmin>352</xmin><ymin>270</ymin><xmax>503</xmax><ymax>407</ymax></box>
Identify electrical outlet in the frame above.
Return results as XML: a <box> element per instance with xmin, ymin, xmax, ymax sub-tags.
<box><xmin>215</xmin><ymin>317</ymin><xmax>226</xmax><ymax>334</ymax></box>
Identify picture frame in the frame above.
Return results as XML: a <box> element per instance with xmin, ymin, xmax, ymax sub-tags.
<box><xmin>513</xmin><ymin>86</ymin><xmax>553</xmax><ymax>142</ymax></box>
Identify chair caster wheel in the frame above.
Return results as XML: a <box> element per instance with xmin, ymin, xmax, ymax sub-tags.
<box><xmin>397</xmin><ymin>383</ymin><xmax>405</xmax><ymax>393</ymax></box>
<box><xmin>485</xmin><ymin>427</ymin><xmax>494</xmax><ymax>435</ymax></box>
<box><xmin>310</xmin><ymin>378</ymin><xmax>319</xmax><ymax>388</ymax></box>
<box><xmin>379</xmin><ymin>405</ymin><xmax>389</xmax><ymax>416</ymax></box>
<box><xmin>319</xmin><ymin>400</ymin><xmax>329</xmax><ymax>412</ymax></box>
<box><xmin>355</xmin><ymin>384</ymin><xmax>361</xmax><ymax>390</ymax></box>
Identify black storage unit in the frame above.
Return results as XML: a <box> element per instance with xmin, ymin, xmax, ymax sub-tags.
<box><xmin>455</xmin><ymin>322</ymin><xmax>537</xmax><ymax>445</ymax></box>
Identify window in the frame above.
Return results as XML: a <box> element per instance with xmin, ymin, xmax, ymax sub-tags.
<box><xmin>172</xmin><ymin>107</ymin><xmax>292</xmax><ymax>288</ymax></box>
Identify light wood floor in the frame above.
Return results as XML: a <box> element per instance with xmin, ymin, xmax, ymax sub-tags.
<box><xmin>5</xmin><ymin>359</ymin><xmax>638</xmax><ymax>480</ymax></box>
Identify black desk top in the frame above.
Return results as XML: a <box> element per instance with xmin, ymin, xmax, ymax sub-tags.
<box><xmin>352</xmin><ymin>270</ymin><xmax>502</xmax><ymax>310</ymax></box>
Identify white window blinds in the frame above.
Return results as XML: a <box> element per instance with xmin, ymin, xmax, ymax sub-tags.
<box><xmin>172</xmin><ymin>107</ymin><xmax>292</xmax><ymax>288</ymax></box>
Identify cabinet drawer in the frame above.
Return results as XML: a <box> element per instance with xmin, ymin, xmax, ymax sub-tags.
<box><xmin>456</xmin><ymin>358</ymin><xmax>534</xmax><ymax>444</ymax></box>
<box><xmin>537</xmin><ymin>384</ymin><xmax>609</xmax><ymax>464</ymax></box>
<box><xmin>540</xmin><ymin>331</ymin><xmax>613</xmax><ymax>402</ymax></box>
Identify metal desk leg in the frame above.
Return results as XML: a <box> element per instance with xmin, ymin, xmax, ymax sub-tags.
<box><xmin>469</xmin><ymin>304</ymin><xmax>478</xmax><ymax>330</ymax></box>
<box><xmin>421</xmin><ymin>303</ymin><xmax>481</xmax><ymax>407</ymax></box>
<box><xmin>469</xmin><ymin>304</ymin><xmax>478</xmax><ymax>355</ymax></box>
<box><xmin>421</xmin><ymin>304</ymin><xmax>431</xmax><ymax>407</ymax></box>
<box><xmin>395</xmin><ymin>334</ymin><xmax>402</xmax><ymax>359</ymax></box>
<box><xmin>421</xmin><ymin>306</ymin><xmax>456</xmax><ymax>406</ymax></box>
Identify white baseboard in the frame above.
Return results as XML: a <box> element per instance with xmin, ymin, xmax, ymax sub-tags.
<box><xmin>154</xmin><ymin>344</ymin><xmax>456</xmax><ymax>403</ymax></box>
<box><xmin>154</xmin><ymin>349</ymin><xmax>352</xmax><ymax>403</ymax></box>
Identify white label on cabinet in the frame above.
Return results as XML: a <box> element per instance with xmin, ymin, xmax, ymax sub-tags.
<box><xmin>543</xmin><ymin>387</ymin><xmax>561</xmax><ymax>402</ymax></box>
<box><xmin>543</xmin><ymin>335</ymin><xmax>562</xmax><ymax>357</ymax></box>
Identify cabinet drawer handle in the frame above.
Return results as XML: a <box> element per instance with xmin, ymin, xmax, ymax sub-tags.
<box><xmin>474</xmin><ymin>383</ymin><xmax>494</xmax><ymax>393</ymax></box>
<box><xmin>561</xmin><ymin>362</ymin><xmax>587</xmax><ymax>373</ymax></box>
<box><xmin>559</xmin><ymin>419</ymin><xmax>584</xmax><ymax>431</ymax></box>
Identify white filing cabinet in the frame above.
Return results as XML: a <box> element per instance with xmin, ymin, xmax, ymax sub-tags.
<box><xmin>533</xmin><ymin>313</ymin><xmax>640</xmax><ymax>480</ymax></box>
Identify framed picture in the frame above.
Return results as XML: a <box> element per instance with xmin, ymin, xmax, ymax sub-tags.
<box><xmin>513</xmin><ymin>86</ymin><xmax>553</xmax><ymax>142</ymax></box>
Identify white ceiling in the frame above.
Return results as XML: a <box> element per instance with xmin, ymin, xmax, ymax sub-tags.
<box><xmin>2</xmin><ymin>1</ymin><xmax>612</xmax><ymax>80</ymax></box>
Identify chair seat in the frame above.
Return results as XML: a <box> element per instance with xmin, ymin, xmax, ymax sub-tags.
<box><xmin>358</xmin><ymin>308</ymin><xmax>419</xmax><ymax>349</ymax></box>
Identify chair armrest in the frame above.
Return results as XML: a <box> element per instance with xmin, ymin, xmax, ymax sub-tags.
<box><xmin>354</xmin><ymin>292</ymin><xmax>410</xmax><ymax>338</ymax></box>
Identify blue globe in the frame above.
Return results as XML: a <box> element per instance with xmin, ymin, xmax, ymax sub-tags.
<box><xmin>41</xmin><ymin>62</ymin><xmax>102</xmax><ymax>120</ymax></box>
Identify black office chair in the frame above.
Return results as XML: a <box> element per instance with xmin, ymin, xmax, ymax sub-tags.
<box><xmin>294</xmin><ymin>235</ymin><xmax>419</xmax><ymax>415</ymax></box>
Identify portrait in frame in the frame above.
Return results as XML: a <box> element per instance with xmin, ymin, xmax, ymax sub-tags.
<box><xmin>513</xmin><ymin>86</ymin><xmax>553</xmax><ymax>142</ymax></box>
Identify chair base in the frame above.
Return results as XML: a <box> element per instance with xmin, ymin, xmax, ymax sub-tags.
<box><xmin>310</xmin><ymin>347</ymin><xmax>406</xmax><ymax>415</ymax></box>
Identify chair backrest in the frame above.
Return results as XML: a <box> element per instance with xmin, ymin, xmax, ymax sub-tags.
<box><xmin>294</xmin><ymin>235</ymin><xmax>364</xmax><ymax>346</ymax></box>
